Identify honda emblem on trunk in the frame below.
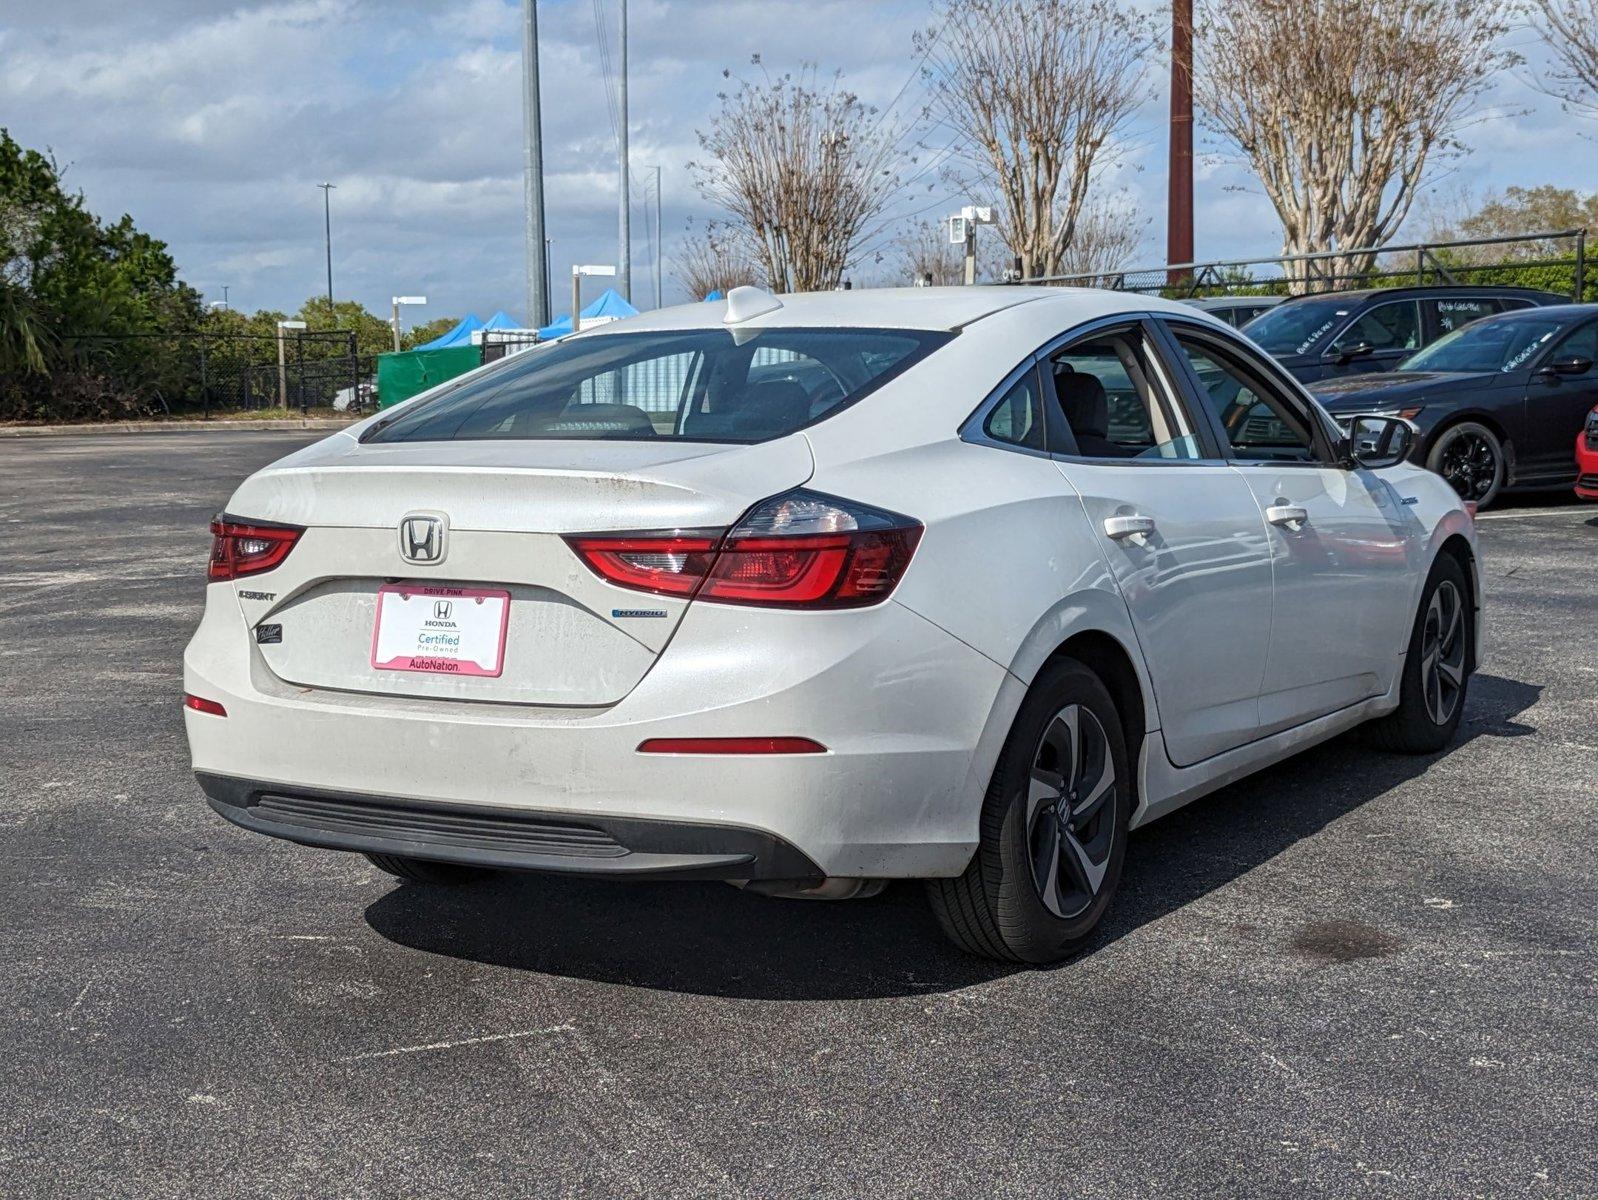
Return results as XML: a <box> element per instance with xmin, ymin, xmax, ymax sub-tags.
<box><xmin>398</xmin><ymin>513</ymin><xmax>448</xmax><ymax>565</ymax></box>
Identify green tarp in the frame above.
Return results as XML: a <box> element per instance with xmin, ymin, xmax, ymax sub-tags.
<box><xmin>376</xmin><ymin>346</ymin><xmax>480</xmax><ymax>409</ymax></box>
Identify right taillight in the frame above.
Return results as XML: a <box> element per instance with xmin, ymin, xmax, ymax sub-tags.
<box><xmin>208</xmin><ymin>518</ymin><xmax>303</xmax><ymax>581</ymax></box>
<box><xmin>564</xmin><ymin>490</ymin><xmax>922</xmax><ymax>610</ymax></box>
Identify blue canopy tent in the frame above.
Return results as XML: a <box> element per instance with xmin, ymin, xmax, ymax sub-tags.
<box><xmin>482</xmin><ymin>310</ymin><xmax>523</xmax><ymax>332</ymax></box>
<box><xmin>412</xmin><ymin>313</ymin><xmax>484</xmax><ymax>351</ymax></box>
<box><xmin>537</xmin><ymin>288</ymin><xmax>639</xmax><ymax>340</ymax></box>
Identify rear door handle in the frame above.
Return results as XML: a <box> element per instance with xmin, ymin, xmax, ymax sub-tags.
<box><xmin>1104</xmin><ymin>514</ymin><xmax>1156</xmax><ymax>541</ymax></box>
<box><xmin>1266</xmin><ymin>504</ymin><xmax>1309</xmax><ymax>530</ymax></box>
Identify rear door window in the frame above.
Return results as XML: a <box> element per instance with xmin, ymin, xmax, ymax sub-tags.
<box><xmin>1426</xmin><ymin>297</ymin><xmax>1496</xmax><ymax>339</ymax></box>
<box><xmin>366</xmin><ymin>327</ymin><xmax>951</xmax><ymax>444</ymax></box>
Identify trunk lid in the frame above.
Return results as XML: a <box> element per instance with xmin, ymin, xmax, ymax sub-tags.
<box><xmin>224</xmin><ymin>434</ymin><xmax>814</xmax><ymax>706</ymax></box>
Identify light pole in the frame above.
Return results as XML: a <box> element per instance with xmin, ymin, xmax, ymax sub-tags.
<box><xmin>617</xmin><ymin>0</ymin><xmax>631</xmax><ymax>302</ymax></box>
<box><xmin>948</xmin><ymin>205</ymin><xmax>995</xmax><ymax>285</ymax></box>
<box><xmin>276</xmin><ymin>320</ymin><xmax>307</xmax><ymax>409</ymax></box>
<box><xmin>522</xmin><ymin>0</ymin><xmax>550</xmax><ymax>326</ymax></box>
<box><xmin>221</xmin><ymin>285</ymin><xmax>230</xmax><ymax>309</ymax></box>
<box><xmin>317</xmin><ymin>183</ymin><xmax>336</xmax><ymax>319</ymax></box>
<box><xmin>391</xmin><ymin>295</ymin><xmax>426</xmax><ymax>352</ymax></box>
<box><xmin>651</xmin><ymin>164</ymin><xmax>663</xmax><ymax>309</ymax></box>
<box><xmin>571</xmin><ymin>265</ymin><xmax>616</xmax><ymax>335</ymax></box>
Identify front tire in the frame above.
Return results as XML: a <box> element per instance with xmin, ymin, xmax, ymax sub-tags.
<box><xmin>364</xmin><ymin>853</ymin><xmax>492</xmax><ymax>885</ymax></box>
<box><xmin>927</xmin><ymin>659</ymin><xmax>1130</xmax><ymax>964</ymax></box>
<box><xmin>1427</xmin><ymin>421</ymin><xmax>1504</xmax><ymax>508</ymax></box>
<box><xmin>1365</xmin><ymin>554</ymin><xmax>1472</xmax><ymax>754</ymax></box>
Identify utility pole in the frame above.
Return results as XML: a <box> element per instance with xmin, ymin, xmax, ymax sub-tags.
<box><xmin>652</xmin><ymin>165</ymin><xmax>662</xmax><ymax>309</ymax></box>
<box><xmin>617</xmin><ymin>0</ymin><xmax>632</xmax><ymax>303</ymax></box>
<box><xmin>221</xmin><ymin>285</ymin><xmax>230</xmax><ymax>309</ymax></box>
<box><xmin>1166</xmin><ymin>0</ymin><xmax>1195</xmax><ymax>286</ymax></box>
<box><xmin>522</xmin><ymin>0</ymin><xmax>550</xmax><ymax>326</ymax></box>
<box><xmin>317</xmin><ymin>183</ymin><xmax>336</xmax><ymax>320</ymax></box>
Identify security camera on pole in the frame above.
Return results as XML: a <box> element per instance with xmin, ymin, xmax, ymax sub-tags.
<box><xmin>948</xmin><ymin>205</ymin><xmax>995</xmax><ymax>285</ymax></box>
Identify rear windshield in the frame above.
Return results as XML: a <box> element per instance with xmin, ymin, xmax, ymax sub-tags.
<box><xmin>365</xmin><ymin>327</ymin><xmax>952</xmax><ymax>444</ymax></box>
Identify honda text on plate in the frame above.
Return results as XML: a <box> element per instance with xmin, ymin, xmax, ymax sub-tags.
<box><xmin>184</xmin><ymin>286</ymin><xmax>1482</xmax><ymax>963</ymax></box>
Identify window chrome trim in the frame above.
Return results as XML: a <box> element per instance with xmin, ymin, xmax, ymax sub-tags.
<box><xmin>1158</xmin><ymin>314</ymin><xmax>1345</xmax><ymax>466</ymax></box>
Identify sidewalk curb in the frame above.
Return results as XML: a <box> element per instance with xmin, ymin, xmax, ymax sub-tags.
<box><xmin>0</xmin><ymin>419</ymin><xmax>357</xmax><ymax>438</ymax></box>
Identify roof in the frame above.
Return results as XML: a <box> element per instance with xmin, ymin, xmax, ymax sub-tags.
<box><xmin>1273</xmin><ymin>284</ymin><xmax>1570</xmax><ymax>306</ymax></box>
<box><xmin>580</xmin><ymin>285</ymin><xmax>1211</xmax><ymax>336</ymax></box>
<box><xmin>1472</xmin><ymin>301</ymin><xmax>1598</xmax><ymax>321</ymax></box>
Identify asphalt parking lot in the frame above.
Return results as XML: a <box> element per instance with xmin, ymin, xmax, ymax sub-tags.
<box><xmin>2</xmin><ymin>430</ymin><xmax>1595</xmax><ymax>1199</ymax></box>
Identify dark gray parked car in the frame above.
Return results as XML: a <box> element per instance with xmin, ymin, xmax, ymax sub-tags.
<box><xmin>1242</xmin><ymin>285</ymin><xmax>1568</xmax><ymax>384</ymax></box>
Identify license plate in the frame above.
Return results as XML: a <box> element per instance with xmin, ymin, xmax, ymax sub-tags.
<box><xmin>370</xmin><ymin>583</ymin><xmax>510</xmax><ymax>677</ymax></box>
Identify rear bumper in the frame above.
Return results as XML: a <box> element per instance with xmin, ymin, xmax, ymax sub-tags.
<box><xmin>199</xmin><ymin>772</ymin><xmax>823</xmax><ymax>881</ymax></box>
<box><xmin>184</xmin><ymin>588</ymin><xmax>1012</xmax><ymax>878</ymax></box>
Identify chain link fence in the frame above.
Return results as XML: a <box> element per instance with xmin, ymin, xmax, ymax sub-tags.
<box><xmin>1023</xmin><ymin>229</ymin><xmax>1590</xmax><ymax>301</ymax></box>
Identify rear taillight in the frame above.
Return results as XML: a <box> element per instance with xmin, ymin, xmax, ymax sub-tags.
<box><xmin>208</xmin><ymin>518</ymin><xmax>303</xmax><ymax>581</ymax></box>
<box><xmin>565</xmin><ymin>490</ymin><xmax>922</xmax><ymax>610</ymax></box>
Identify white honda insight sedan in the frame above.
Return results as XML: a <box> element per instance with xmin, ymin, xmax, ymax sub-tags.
<box><xmin>184</xmin><ymin>285</ymin><xmax>1480</xmax><ymax>963</ymax></box>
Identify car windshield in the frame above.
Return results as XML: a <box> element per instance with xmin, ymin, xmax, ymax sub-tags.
<box><xmin>366</xmin><ymin>327</ymin><xmax>951</xmax><ymax>444</ymax></box>
<box><xmin>1242</xmin><ymin>297</ymin><xmax>1354</xmax><ymax>355</ymax></box>
<box><xmin>1400</xmin><ymin>317</ymin><xmax>1563</xmax><ymax>373</ymax></box>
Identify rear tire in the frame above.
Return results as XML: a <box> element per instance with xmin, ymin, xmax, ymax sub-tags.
<box><xmin>1426</xmin><ymin>421</ymin><xmax>1504</xmax><ymax>508</ymax></box>
<box><xmin>1365</xmin><ymin>553</ymin><xmax>1472</xmax><ymax>754</ymax></box>
<box><xmin>927</xmin><ymin>658</ymin><xmax>1131</xmax><ymax>964</ymax></box>
<box><xmin>364</xmin><ymin>853</ymin><xmax>492</xmax><ymax>885</ymax></box>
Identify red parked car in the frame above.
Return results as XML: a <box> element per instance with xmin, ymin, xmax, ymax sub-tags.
<box><xmin>1577</xmin><ymin>404</ymin><xmax>1598</xmax><ymax>499</ymax></box>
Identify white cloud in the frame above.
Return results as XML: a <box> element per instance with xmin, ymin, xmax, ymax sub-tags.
<box><xmin>1</xmin><ymin>0</ymin><xmax>1591</xmax><ymax>319</ymax></box>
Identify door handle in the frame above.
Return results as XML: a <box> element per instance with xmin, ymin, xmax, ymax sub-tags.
<box><xmin>1266</xmin><ymin>503</ymin><xmax>1309</xmax><ymax>530</ymax></box>
<box><xmin>1104</xmin><ymin>514</ymin><xmax>1156</xmax><ymax>542</ymax></box>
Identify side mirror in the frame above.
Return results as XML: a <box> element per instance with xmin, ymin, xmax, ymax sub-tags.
<box><xmin>1335</xmin><ymin>340</ymin><xmax>1376</xmax><ymax>365</ymax></box>
<box><xmin>1537</xmin><ymin>354</ymin><xmax>1593</xmax><ymax>378</ymax></box>
<box><xmin>1343</xmin><ymin>415</ymin><xmax>1415</xmax><ymax>470</ymax></box>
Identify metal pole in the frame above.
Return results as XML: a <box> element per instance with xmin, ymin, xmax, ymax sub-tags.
<box><xmin>318</xmin><ymin>182</ymin><xmax>335</xmax><ymax>319</ymax></box>
<box><xmin>1165</xmin><ymin>0</ymin><xmax>1194</xmax><ymax>287</ymax></box>
<box><xmin>653</xmin><ymin>165</ymin><xmax>663</xmax><ymax>309</ymax></box>
<box><xmin>545</xmin><ymin>238</ymin><xmax>554</xmax><ymax>318</ymax></box>
<box><xmin>521</xmin><ymin>0</ymin><xmax>550</xmax><ymax>326</ymax></box>
<box><xmin>963</xmin><ymin>225</ymin><xmax>977</xmax><ymax>286</ymax></box>
<box><xmin>295</xmin><ymin>332</ymin><xmax>306</xmax><ymax>415</ymax></box>
<box><xmin>277</xmin><ymin>328</ymin><xmax>288</xmax><ymax>408</ymax></box>
<box><xmin>1575</xmin><ymin>230</ymin><xmax>1586</xmax><ymax>302</ymax></box>
<box><xmin>617</xmin><ymin>0</ymin><xmax>631</xmax><ymax>303</ymax></box>
<box><xmin>199</xmin><ymin>334</ymin><xmax>209</xmax><ymax>420</ymax></box>
<box><xmin>391</xmin><ymin>300</ymin><xmax>401</xmax><ymax>353</ymax></box>
<box><xmin>349</xmin><ymin>331</ymin><xmax>361</xmax><ymax>412</ymax></box>
<box><xmin>572</xmin><ymin>269</ymin><xmax>582</xmax><ymax>334</ymax></box>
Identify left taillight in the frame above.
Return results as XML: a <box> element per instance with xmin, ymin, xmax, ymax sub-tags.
<box><xmin>208</xmin><ymin>518</ymin><xmax>303</xmax><ymax>581</ymax></box>
<box><xmin>565</xmin><ymin>490</ymin><xmax>922</xmax><ymax>610</ymax></box>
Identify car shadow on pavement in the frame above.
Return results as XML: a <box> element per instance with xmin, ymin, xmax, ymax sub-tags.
<box><xmin>363</xmin><ymin>673</ymin><xmax>1540</xmax><ymax>1002</ymax></box>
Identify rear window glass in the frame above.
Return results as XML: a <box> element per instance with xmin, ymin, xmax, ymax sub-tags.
<box><xmin>365</xmin><ymin>327</ymin><xmax>951</xmax><ymax>444</ymax></box>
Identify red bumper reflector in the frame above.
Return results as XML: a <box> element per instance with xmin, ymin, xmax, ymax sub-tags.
<box><xmin>636</xmin><ymin>737</ymin><xmax>826</xmax><ymax>755</ymax></box>
<box><xmin>183</xmin><ymin>693</ymin><xmax>227</xmax><ymax>717</ymax></box>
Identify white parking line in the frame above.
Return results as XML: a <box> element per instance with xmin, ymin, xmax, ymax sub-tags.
<box><xmin>1474</xmin><ymin>508</ymin><xmax>1597</xmax><ymax>522</ymax></box>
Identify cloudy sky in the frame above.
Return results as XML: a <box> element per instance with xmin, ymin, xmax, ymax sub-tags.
<box><xmin>1</xmin><ymin>1</ymin><xmax>1590</xmax><ymax>325</ymax></box>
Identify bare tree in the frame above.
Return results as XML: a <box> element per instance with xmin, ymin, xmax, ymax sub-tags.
<box><xmin>919</xmin><ymin>0</ymin><xmax>1156</xmax><ymax>279</ymax></box>
<box><xmin>671</xmin><ymin>221</ymin><xmax>759</xmax><ymax>300</ymax></box>
<box><xmin>1054</xmin><ymin>194</ymin><xmax>1148</xmax><ymax>280</ymax></box>
<box><xmin>1197</xmin><ymin>0</ymin><xmax>1515</xmax><ymax>283</ymax></box>
<box><xmin>691</xmin><ymin>62</ymin><xmax>901</xmax><ymax>293</ymax></box>
<box><xmin>1528</xmin><ymin>0</ymin><xmax>1598</xmax><ymax>118</ymax></box>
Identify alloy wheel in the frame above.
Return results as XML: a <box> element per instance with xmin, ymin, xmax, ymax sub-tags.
<box><xmin>1437</xmin><ymin>432</ymin><xmax>1499</xmax><ymax>502</ymax></box>
<box><xmin>1026</xmin><ymin>704</ymin><xmax>1117</xmax><ymax>919</ymax></box>
<box><xmin>1421</xmin><ymin>580</ymin><xmax>1467</xmax><ymax>726</ymax></box>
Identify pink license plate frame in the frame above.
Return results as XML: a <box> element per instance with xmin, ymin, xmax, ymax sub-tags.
<box><xmin>369</xmin><ymin>582</ymin><xmax>511</xmax><ymax>678</ymax></box>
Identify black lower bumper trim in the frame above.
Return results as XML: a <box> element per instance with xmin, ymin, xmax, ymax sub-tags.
<box><xmin>197</xmin><ymin>773</ymin><xmax>823</xmax><ymax>882</ymax></box>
